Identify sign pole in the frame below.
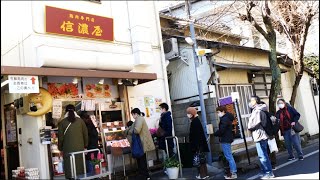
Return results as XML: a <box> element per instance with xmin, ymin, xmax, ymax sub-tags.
<box><xmin>234</xmin><ymin>98</ymin><xmax>251</xmax><ymax>165</ymax></box>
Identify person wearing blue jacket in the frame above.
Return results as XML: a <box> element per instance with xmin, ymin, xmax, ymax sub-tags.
<box><xmin>276</xmin><ymin>99</ymin><xmax>304</xmax><ymax>161</ymax></box>
<box><xmin>158</xmin><ymin>103</ymin><xmax>174</xmax><ymax>158</ymax></box>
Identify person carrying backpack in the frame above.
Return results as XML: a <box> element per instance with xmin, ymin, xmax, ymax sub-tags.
<box><xmin>259</xmin><ymin>101</ymin><xmax>280</xmax><ymax>170</ymax></box>
<box><xmin>247</xmin><ymin>96</ymin><xmax>275</xmax><ymax>179</ymax></box>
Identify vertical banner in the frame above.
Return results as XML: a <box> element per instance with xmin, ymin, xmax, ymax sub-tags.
<box><xmin>52</xmin><ymin>100</ymin><xmax>63</xmax><ymax>119</ymax></box>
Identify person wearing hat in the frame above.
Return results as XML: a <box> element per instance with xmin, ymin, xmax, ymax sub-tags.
<box><xmin>187</xmin><ymin>107</ymin><xmax>209</xmax><ymax>179</ymax></box>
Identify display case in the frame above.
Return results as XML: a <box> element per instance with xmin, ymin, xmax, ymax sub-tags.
<box><xmin>102</xmin><ymin>122</ymin><xmax>130</xmax><ymax>151</ymax></box>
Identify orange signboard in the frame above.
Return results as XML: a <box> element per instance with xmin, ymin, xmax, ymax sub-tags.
<box><xmin>45</xmin><ymin>6</ymin><xmax>113</xmax><ymax>41</ymax></box>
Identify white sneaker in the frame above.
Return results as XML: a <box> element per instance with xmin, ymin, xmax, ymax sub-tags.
<box><xmin>225</xmin><ymin>173</ymin><xmax>237</xmax><ymax>179</ymax></box>
<box><xmin>196</xmin><ymin>175</ymin><xmax>209</xmax><ymax>179</ymax></box>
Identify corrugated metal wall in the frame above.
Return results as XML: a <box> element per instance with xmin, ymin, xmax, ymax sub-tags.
<box><xmin>167</xmin><ymin>44</ymin><xmax>211</xmax><ymax>103</ymax></box>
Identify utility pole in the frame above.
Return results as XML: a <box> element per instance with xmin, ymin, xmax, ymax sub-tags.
<box><xmin>185</xmin><ymin>0</ymin><xmax>212</xmax><ymax>165</ymax></box>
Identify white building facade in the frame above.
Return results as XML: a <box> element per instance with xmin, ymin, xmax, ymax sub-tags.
<box><xmin>1</xmin><ymin>1</ymin><xmax>170</xmax><ymax>179</ymax></box>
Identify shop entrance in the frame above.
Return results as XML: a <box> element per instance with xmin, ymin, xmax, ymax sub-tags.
<box><xmin>4</xmin><ymin>103</ymin><xmax>20</xmax><ymax>178</ymax></box>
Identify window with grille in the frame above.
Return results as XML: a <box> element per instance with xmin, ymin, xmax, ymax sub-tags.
<box><xmin>250</xmin><ymin>72</ymin><xmax>282</xmax><ymax>97</ymax></box>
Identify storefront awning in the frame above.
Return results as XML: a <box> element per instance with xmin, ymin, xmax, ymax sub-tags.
<box><xmin>213</xmin><ymin>62</ymin><xmax>288</xmax><ymax>73</ymax></box>
<box><xmin>1</xmin><ymin>66</ymin><xmax>157</xmax><ymax>84</ymax></box>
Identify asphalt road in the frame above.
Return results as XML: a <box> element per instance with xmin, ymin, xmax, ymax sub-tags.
<box><xmin>236</xmin><ymin>141</ymin><xmax>319</xmax><ymax>180</ymax></box>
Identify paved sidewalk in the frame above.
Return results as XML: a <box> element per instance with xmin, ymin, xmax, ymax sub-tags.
<box><xmin>150</xmin><ymin>165</ymin><xmax>224</xmax><ymax>179</ymax></box>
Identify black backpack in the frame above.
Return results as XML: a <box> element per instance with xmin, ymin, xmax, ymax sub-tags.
<box><xmin>261</xmin><ymin>110</ymin><xmax>275</xmax><ymax>137</ymax></box>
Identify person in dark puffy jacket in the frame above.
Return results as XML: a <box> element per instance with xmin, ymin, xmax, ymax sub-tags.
<box><xmin>158</xmin><ymin>103</ymin><xmax>174</xmax><ymax>158</ymax></box>
<box><xmin>276</xmin><ymin>99</ymin><xmax>304</xmax><ymax>161</ymax></box>
<box><xmin>214</xmin><ymin>106</ymin><xmax>237</xmax><ymax>179</ymax></box>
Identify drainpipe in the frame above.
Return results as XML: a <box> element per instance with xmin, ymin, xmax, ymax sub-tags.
<box><xmin>153</xmin><ymin>1</ymin><xmax>174</xmax><ymax>136</ymax></box>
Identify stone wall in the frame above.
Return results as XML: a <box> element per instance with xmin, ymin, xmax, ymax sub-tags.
<box><xmin>171</xmin><ymin>98</ymin><xmax>221</xmax><ymax>159</ymax></box>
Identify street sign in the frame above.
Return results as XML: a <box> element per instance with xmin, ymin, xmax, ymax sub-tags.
<box><xmin>8</xmin><ymin>75</ymin><xmax>39</xmax><ymax>93</ymax></box>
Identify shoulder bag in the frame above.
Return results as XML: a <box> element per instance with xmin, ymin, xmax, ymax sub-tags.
<box><xmin>64</xmin><ymin>122</ymin><xmax>72</xmax><ymax>135</ymax></box>
<box><xmin>131</xmin><ymin>129</ymin><xmax>144</xmax><ymax>158</ymax></box>
<box><xmin>292</xmin><ymin>122</ymin><xmax>304</xmax><ymax>133</ymax></box>
<box><xmin>156</xmin><ymin>126</ymin><xmax>166</xmax><ymax>137</ymax></box>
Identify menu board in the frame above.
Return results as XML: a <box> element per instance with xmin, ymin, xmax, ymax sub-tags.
<box><xmin>5</xmin><ymin>107</ymin><xmax>17</xmax><ymax>143</ymax></box>
<box><xmin>85</xmin><ymin>84</ymin><xmax>112</xmax><ymax>98</ymax></box>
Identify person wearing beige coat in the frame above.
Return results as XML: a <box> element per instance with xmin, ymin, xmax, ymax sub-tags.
<box><xmin>125</xmin><ymin>108</ymin><xmax>155</xmax><ymax>180</ymax></box>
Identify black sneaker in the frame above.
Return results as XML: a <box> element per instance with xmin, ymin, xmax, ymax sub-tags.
<box><xmin>299</xmin><ymin>156</ymin><xmax>304</xmax><ymax>160</ymax></box>
<box><xmin>272</xmin><ymin>165</ymin><xmax>277</xmax><ymax>170</ymax></box>
<box><xmin>288</xmin><ymin>157</ymin><xmax>295</xmax><ymax>161</ymax></box>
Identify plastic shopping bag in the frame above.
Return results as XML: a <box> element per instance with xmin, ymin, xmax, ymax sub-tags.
<box><xmin>268</xmin><ymin>138</ymin><xmax>279</xmax><ymax>153</ymax></box>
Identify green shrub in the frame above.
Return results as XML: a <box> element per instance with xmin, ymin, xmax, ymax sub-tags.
<box><xmin>164</xmin><ymin>157</ymin><xmax>181</xmax><ymax>168</ymax></box>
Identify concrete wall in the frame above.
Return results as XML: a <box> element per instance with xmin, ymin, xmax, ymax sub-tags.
<box><xmin>281</xmin><ymin>70</ymin><xmax>319</xmax><ymax>136</ymax></box>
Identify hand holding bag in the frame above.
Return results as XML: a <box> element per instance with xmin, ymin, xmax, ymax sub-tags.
<box><xmin>292</xmin><ymin>122</ymin><xmax>304</xmax><ymax>133</ymax></box>
<box><xmin>192</xmin><ymin>151</ymin><xmax>206</xmax><ymax>167</ymax></box>
<box><xmin>131</xmin><ymin>129</ymin><xmax>144</xmax><ymax>158</ymax></box>
<box><xmin>267</xmin><ymin>138</ymin><xmax>279</xmax><ymax>153</ymax></box>
<box><xmin>156</xmin><ymin>126</ymin><xmax>166</xmax><ymax>137</ymax></box>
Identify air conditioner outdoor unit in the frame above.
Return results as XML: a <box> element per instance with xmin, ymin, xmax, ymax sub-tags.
<box><xmin>163</xmin><ymin>38</ymin><xmax>179</xmax><ymax>60</ymax></box>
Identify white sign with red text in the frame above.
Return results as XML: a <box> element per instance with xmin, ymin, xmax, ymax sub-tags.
<box><xmin>8</xmin><ymin>75</ymin><xmax>39</xmax><ymax>93</ymax></box>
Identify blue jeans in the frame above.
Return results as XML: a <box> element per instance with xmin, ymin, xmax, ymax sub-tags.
<box><xmin>283</xmin><ymin>129</ymin><xmax>304</xmax><ymax>158</ymax></box>
<box><xmin>256</xmin><ymin>139</ymin><xmax>273</xmax><ymax>174</ymax></box>
<box><xmin>221</xmin><ymin>143</ymin><xmax>237</xmax><ymax>173</ymax></box>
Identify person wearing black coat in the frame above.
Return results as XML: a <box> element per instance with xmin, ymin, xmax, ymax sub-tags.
<box><xmin>214</xmin><ymin>106</ymin><xmax>237</xmax><ymax>179</ymax></box>
<box><xmin>158</xmin><ymin>103</ymin><xmax>174</xmax><ymax>158</ymax></box>
<box><xmin>187</xmin><ymin>107</ymin><xmax>209</xmax><ymax>179</ymax></box>
<box><xmin>80</xmin><ymin>112</ymin><xmax>99</xmax><ymax>158</ymax></box>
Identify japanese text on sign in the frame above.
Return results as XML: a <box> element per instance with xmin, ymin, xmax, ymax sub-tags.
<box><xmin>45</xmin><ymin>6</ymin><xmax>113</xmax><ymax>41</ymax></box>
<box><xmin>8</xmin><ymin>75</ymin><xmax>39</xmax><ymax>93</ymax></box>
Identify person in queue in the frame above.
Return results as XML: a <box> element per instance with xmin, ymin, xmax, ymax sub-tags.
<box><xmin>187</xmin><ymin>107</ymin><xmax>209</xmax><ymax>179</ymax></box>
<box><xmin>276</xmin><ymin>99</ymin><xmax>304</xmax><ymax>161</ymax></box>
<box><xmin>58</xmin><ymin>104</ymin><xmax>88</xmax><ymax>179</ymax></box>
<box><xmin>214</xmin><ymin>106</ymin><xmax>237</xmax><ymax>179</ymax></box>
<box><xmin>247</xmin><ymin>96</ymin><xmax>275</xmax><ymax>179</ymax></box>
<box><xmin>80</xmin><ymin>112</ymin><xmax>99</xmax><ymax>159</ymax></box>
<box><xmin>158</xmin><ymin>103</ymin><xmax>174</xmax><ymax>158</ymax></box>
<box><xmin>125</xmin><ymin>108</ymin><xmax>155</xmax><ymax>180</ymax></box>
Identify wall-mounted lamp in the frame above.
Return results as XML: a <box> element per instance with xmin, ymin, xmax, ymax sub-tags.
<box><xmin>133</xmin><ymin>79</ymin><xmax>138</xmax><ymax>85</ymax></box>
<box><xmin>252</xmin><ymin>74</ymin><xmax>256</xmax><ymax>78</ymax></box>
<box><xmin>72</xmin><ymin>78</ymin><xmax>79</xmax><ymax>84</ymax></box>
<box><xmin>118</xmin><ymin>79</ymin><xmax>123</xmax><ymax>85</ymax></box>
<box><xmin>185</xmin><ymin>37</ymin><xmax>194</xmax><ymax>46</ymax></box>
<box><xmin>98</xmin><ymin>79</ymin><xmax>104</xmax><ymax>85</ymax></box>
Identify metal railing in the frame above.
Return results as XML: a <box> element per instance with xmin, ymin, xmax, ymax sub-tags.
<box><xmin>69</xmin><ymin>148</ymin><xmax>111</xmax><ymax>180</ymax></box>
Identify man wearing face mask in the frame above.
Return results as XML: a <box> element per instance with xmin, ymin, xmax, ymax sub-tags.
<box><xmin>276</xmin><ymin>99</ymin><xmax>304</xmax><ymax>161</ymax></box>
<box><xmin>214</xmin><ymin>106</ymin><xmax>237</xmax><ymax>179</ymax></box>
<box><xmin>247</xmin><ymin>96</ymin><xmax>275</xmax><ymax>179</ymax></box>
<box><xmin>158</xmin><ymin>103</ymin><xmax>174</xmax><ymax>158</ymax></box>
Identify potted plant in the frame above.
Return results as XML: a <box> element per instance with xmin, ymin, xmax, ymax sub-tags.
<box><xmin>164</xmin><ymin>156</ymin><xmax>181</xmax><ymax>179</ymax></box>
<box><xmin>90</xmin><ymin>153</ymin><xmax>102</xmax><ymax>174</ymax></box>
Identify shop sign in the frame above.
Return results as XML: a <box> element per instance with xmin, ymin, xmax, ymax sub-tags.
<box><xmin>45</xmin><ymin>6</ymin><xmax>114</xmax><ymax>42</ymax></box>
<box><xmin>8</xmin><ymin>75</ymin><xmax>39</xmax><ymax>94</ymax></box>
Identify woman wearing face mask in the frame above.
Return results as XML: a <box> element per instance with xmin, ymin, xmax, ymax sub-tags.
<box><xmin>276</xmin><ymin>99</ymin><xmax>304</xmax><ymax>161</ymax></box>
<box><xmin>214</xmin><ymin>106</ymin><xmax>237</xmax><ymax>179</ymax></box>
<box><xmin>124</xmin><ymin>108</ymin><xmax>155</xmax><ymax>180</ymax></box>
<box><xmin>187</xmin><ymin>107</ymin><xmax>209</xmax><ymax>179</ymax></box>
<box><xmin>247</xmin><ymin>96</ymin><xmax>275</xmax><ymax>179</ymax></box>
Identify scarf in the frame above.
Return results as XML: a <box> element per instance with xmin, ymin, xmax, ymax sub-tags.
<box><xmin>279</xmin><ymin>107</ymin><xmax>291</xmax><ymax>133</ymax></box>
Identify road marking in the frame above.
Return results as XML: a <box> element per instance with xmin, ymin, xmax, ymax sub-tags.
<box><xmin>247</xmin><ymin>150</ymin><xmax>319</xmax><ymax>180</ymax></box>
